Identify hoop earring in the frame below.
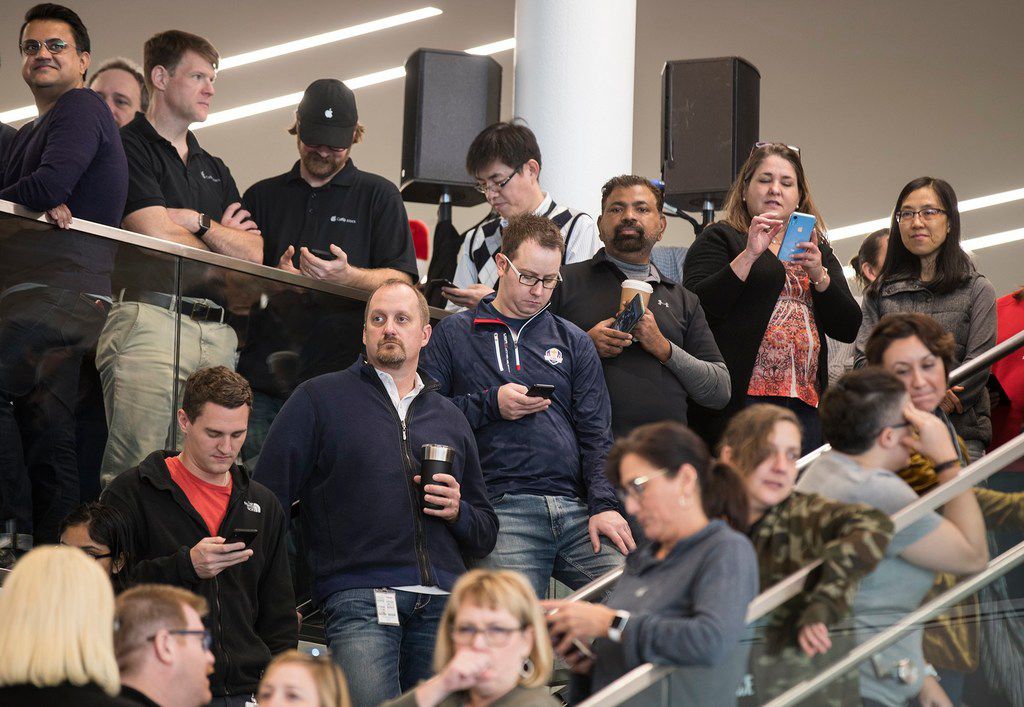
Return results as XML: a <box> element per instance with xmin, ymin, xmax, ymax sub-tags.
<box><xmin>520</xmin><ymin>657</ymin><xmax>535</xmax><ymax>681</ymax></box>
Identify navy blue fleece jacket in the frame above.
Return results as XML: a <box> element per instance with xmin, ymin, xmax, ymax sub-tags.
<box><xmin>253</xmin><ymin>358</ymin><xmax>497</xmax><ymax>602</ymax></box>
<box><xmin>420</xmin><ymin>295</ymin><xmax>618</xmax><ymax>515</ymax></box>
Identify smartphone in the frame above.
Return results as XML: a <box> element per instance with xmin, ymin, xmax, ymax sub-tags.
<box><xmin>308</xmin><ymin>248</ymin><xmax>337</xmax><ymax>261</ymax></box>
<box><xmin>426</xmin><ymin>278</ymin><xmax>456</xmax><ymax>290</ymax></box>
<box><xmin>777</xmin><ymin>212</ymin><xmax>816</xmax><ymax>262</ymax></box>
<box><xmin>525</xmin><ymin>383</ymin><xmax>555</xmax><ymax>399</ymax></box>
<box><xmin>227</xmin><ymin>528</ymin><xmax>258</xmax><ymax>547</ymax></box>
<box><xmin>611</xmin><ymin>294</ymin><xmax>645</xmax><ymax>334</ymax></box>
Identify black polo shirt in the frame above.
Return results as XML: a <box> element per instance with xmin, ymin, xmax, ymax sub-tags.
<box><xmin>115</xmin><ymin>112</ymin><xmax>241</xmax><ymax>294</ymax></box>
<box><xmin>242</xmin><ymin>159</ymin><xmax>417</xmax><ymax>278</ymax></box>
<box><xmin>548</xmin><ymin>249</ymin><xmax>724</xmax><ymax>437</ymax></box>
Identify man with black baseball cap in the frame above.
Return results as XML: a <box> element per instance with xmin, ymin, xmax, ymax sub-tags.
<box><xmin>243</xmin><ymin>78</ymin><xmax>418</xmax><ymax>289</ymax></box>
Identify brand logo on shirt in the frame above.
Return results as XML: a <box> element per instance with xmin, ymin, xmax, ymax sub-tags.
<box><xmin>199</xmin><ymin>170</ymin><xmax>221</xmax><ymax>183</ymax></box>
<box><xmin>244</xmin><ymin>501</ymin><xmax>262</xmax><ymax>514</ymax></box>
<box><xmin>544</xmin><ymin>348</ymin><xmax>563</xmax><ymax>366</ymax></box>
<box><xmin>657</xmin><ymin>299</ymin><xmax>670</xmax><ymax>308</ymax></box>
<box><xmin>329</xmin><ymin>215</ymin><xmax>357</xmax><ymax>224</ymax></box>
<box><xmin>324</xmin><ymin>108</ymin><xmax>333</xmax><ymax>118</ymax></box>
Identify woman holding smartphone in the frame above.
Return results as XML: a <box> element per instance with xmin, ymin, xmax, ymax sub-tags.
<box><xmin>856</xmin><ymin>177</ymin><xmax>997</xmax><ymax>462</ymax></box>
<box><xmin>684</xmin><ymin>142</ymin><xmax>861</xmax><ymax>455</ymax></box>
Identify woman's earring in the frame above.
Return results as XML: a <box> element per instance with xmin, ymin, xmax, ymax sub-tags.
<box><xmin>520</xmin><ymin>657</ymin><xmax>536</xmax><ymax>681</ymax></box>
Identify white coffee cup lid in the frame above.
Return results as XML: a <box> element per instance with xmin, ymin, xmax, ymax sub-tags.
<box><xmin>620</xmin><ymin>279</ymin><xmax>654</xmax><ymax>293</ymax></box>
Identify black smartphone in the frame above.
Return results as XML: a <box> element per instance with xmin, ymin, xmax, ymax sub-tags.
<box><xmin>426</xmin><ymin>278</ymin><xmax>456</xmax><ymax>289</ymax></box>
<box><xmin>611</xmin><ymin>293</ymin><xmax>644</xmax><ymax>334</ymax></box>
<box><xmin>308</xmin><ymin>248</ymin><xmax>337</xmax><ymax>261</ymax></box>
<box><xmin>227</xmin><ymin>528</ymin><xmax>258</xmax><ymax>547</ymax></box>
<box><xmin>525</xmin><ymin>383</ymin><xmax>555</xmax><ymax>399</ymax></box>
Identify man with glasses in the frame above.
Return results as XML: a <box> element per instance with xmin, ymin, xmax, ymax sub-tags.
<box><xmin>549</xmin><ymin>175</ymin><xmax>729</xmax><ymax>438</ymax></box>
<box><xmin>422</xmin><ymin>214</ymin><xmax>632</xmax><ymax>600</ymax></box>
<box><xmin>0</xmin><ymin>3</ymin><xmax>128</xmax><ymax>554</ymax></box>
<box><xmin>442</xmin><ymin>121</ymin><xmax>600</xmax><ymax>312</ymax></box>
<box><xmin>114</xmin><ymin>584</ymin><xmax>216</xmax><ymax>707</ymax></box>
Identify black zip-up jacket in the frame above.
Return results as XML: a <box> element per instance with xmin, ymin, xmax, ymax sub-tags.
<box><xmin>254</xmin><ymin>357</ymin><xmax>498</xmax><ymax>603</ymax></box>
<box><xmin>102</xmin><ymin>452</ymin><xmax>297</xmax><ymax>697</ymax></box>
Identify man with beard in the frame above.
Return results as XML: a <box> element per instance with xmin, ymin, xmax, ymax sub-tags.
<box><xmin>243</xmin><ymin>78</ymin><xmax>418</xmax><ymax>288</ymax></box>
<box><xmin>254</xmin><ymin>280</ymin><xmax>497</xmax><ymax>706</ymax></box>
<box><xmin>549</xmin><ymin>175</ymin><xmax>729</xmax><ymax>438</ymax></box>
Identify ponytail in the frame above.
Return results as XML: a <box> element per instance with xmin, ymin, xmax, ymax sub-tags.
<box><xmin>701</xmin><ymin>462</ymin><xmax>749</xmax><ymax>533</ymax></box>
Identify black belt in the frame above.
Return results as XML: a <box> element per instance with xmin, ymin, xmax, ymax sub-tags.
<box><xmin>118</xmin><ymin>288</ymin><xmax>225</xmax><ymax>323</ymax></box>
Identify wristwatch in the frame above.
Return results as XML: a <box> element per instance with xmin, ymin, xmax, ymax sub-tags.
<box><xmin>195</xmin><ymin>212</ymin><xmax>211</xmax><ymax>239</ymax></box>
<box><xmin>608</xmin><ymin>610</ymin><xmax>630</xmax><ymax>643</ymax></box>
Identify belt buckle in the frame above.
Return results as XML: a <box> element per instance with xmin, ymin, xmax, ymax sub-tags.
<box><xmin>190</xmin><ymin>301</ymin><xmax>210</xmax><ymax>321</ymax></box>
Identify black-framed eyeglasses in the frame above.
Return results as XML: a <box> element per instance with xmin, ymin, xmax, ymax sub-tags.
<box><xmin>501</xmin><ymin>255</ymin><xmax>561</xmax><ymax>290</ymax></box>
<box><xmin>895</xmin><ymin>208</ymin><xmax>947</xmax><ymax>223</ymax></box>
<box><xmin>617</xmin><ymin>468</ymin><xmax>670</xmax><ymax>504</ymax></box>
<box><xmin>58</xmin><ymin>541</ymin><xmax>112</xmax><ymax>561</ymax></box>
<box><xmin>474</xmin><ymin>164</ymin><xmax>523</xmax><ymax>195</ymax></box>
<box><xmin>19</xmin><ymin>39</ymin><xmax>77</xmax><ymax>56</ymax></box>
<box><xmin>751</xmin><ymin>141</ymin><xmax>801</xmax><ymax>156</ymax></box>
<box><xmin>148</xmin><ymin>629</ymin><xmax>213</xmax><ymax>651</ymax></box>
<box><xmin>452</xmin><ymin>624</ymin><xmax>527</xmax><ymax>647</ymax></box>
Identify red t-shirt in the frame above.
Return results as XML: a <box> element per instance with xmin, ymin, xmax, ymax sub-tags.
<box><xmin>165</xmin><ymin>456</ymin><xmax>233</xmax><ymax>535</ymax></box>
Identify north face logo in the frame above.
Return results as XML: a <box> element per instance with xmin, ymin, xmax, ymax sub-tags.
<box><xmin>244</xmin><ymin>501</ymin><xmax>261</xmax><ymax>513</ymax></box>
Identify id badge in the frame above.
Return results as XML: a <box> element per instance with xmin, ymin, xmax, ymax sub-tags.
<box><xmin>374</xmin><ymin>588</ymin><xmax>400</xmax><ymax>626</ymax></box>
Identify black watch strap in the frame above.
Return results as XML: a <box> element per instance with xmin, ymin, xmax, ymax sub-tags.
<box><xmin>196</xmin><ymin>213</ymin><xmax>211</xmax><ymax>238</ymax></box>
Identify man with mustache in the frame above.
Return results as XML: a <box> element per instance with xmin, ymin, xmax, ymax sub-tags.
<box><xmin>243</xmin><ymin>79</ymin><xmax>418</xmax><ymax>289</ymax></box>
<box><xmin>255</xmin><ymin>280</ymin><xmax>497</xmax><ymax>706</ymax></box>
<box><xmin>549</xmin><ymin>175</ymin><xmax>730</xmax><ymax>438</ymax></box>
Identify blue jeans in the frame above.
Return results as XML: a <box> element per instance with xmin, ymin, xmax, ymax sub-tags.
<box><xmin>321</xmin><ymin>587</ymin><xmax>446</xmax><ymax>707</ymax></box>
<box><xmin>476</xmin><ymin>494</ymin><xmax>625</xmax><ymax>599</ymax></box>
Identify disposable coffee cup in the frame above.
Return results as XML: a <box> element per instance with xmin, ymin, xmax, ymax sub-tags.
<box><xmin>421</xmin><ymin>444</ymin><xmax>455</xmax><ymax>511</ymax></box>
<box><xmin>620</xmin><ymin>280</ymin><xmax>653</xmax><ymax>311</ymax></box>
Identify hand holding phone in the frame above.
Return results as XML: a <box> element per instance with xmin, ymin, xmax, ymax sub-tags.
<box><xmin>307</xmin><ymin>248</ymin><xmax>337</xmax><ymax>262</ymax></box>
<box><xmin>524</xmin><ymin>383</ymin><xmax>555</xmax><ymax>399</ymax></box>
<box><xmin>777</xmin><ymin>212</ymin><xmax>817</xmax><ymax>262</ymax></box>
<box><xmin>226</xmin><ymin>528</ymin><xmax>259</xmax><ymax>547</ymax></box>
<box><xmin>611</xmin><ymin>294</ymin><xmax>645</xmax><ymax>334</ymax></box>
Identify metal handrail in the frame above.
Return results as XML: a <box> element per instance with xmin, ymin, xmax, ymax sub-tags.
<box><xmin>576</xmin><ymin>432</ymin><xmax>1024</xmax><ymax>706</ymax></box>
<box><xmin>766</xmin><ymin>538</ymin><xmax>1024</xmax><ymax>706</ymax></box>
<box><xmin>0</xmin><ymin>200</ymin><xmax>452</xmax><ymax>320</ymax></box>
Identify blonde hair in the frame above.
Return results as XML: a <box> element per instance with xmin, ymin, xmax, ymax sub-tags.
<box><xmin>261</xmin><ymin>650</ymin><xmax>352</xmax><ymax>707</ymax></box>
<box><xmin>115</xmin><ymin>584</ymin><xmax>209</xmax><ymax>676</ymax></box>
<box><xmin>434</xmin><ymin>570</ymin><xmax>553</xmax><ymax>688</ymax></box>
<box><xmin>0</xmin><ymin>546</ymin><xmax>120</xmax><ymax>695</ymax></box>
<box><xmin>719</xmin><ymin>404</ymin><xmax>801</xmax><ymax>476</ymax></box>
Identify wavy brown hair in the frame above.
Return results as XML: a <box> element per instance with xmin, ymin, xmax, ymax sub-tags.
<box><xmin>718</xmin><ymin>404</ymin><xmax>801</xmax><ymax>477</ymax></box>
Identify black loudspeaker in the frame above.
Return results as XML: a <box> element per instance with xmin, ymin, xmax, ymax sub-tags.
<box><xmin>661</xmin><ymin>57</ymin><xmax>760</xmax><ymax>211</ymax></box>
<box><xmin>400</xmin><ymin>49</ymin><xmax>502</xmax><ymax>206</ymax></box>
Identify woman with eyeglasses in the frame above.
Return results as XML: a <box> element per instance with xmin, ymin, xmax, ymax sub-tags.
<box><xmin>857</xmin><ymin>177</ymin><xmax>997</xmax><ymax>462</ymax></box>
<box><xmin>0</xmin><ymin>546</ymin><xmax>135</xmax><ymax>706</ymax></box>
<box><xmin>684</xmin><ymin>142</ymin><xmax>861</xmax><ymax>456</ymax></box>
<box><xmin>717</xmin><ymin>404</ymin><xmax>894</xmax><ymax>705</ymax></box>
<box><xmin>381</xmin><ymin>569</ymin><xmax>558</xmax><ymax>707</ymax></box>
<box><xmin>59</xmin><ymin>502</ymin><xmax>134</xmax><ymax>592</ymax></box>
<box><xmin>866</xmin><ymin>312</ymin><xmax>1024</xmax><ymax>706</ymax></box>
<box><xmin>540</xmin><ymin>421</ymin><xmax>757</xmax><ymax>705</ymax></box>
<box><xmin>257</xmin><ymin>649</ymin><xmax>352</xmax><ymax>707</ymax></box>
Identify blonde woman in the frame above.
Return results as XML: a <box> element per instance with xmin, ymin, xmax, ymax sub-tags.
<box><xmin>0</xmin><ymin>546</ymin><xmax>134</xmax><ymax>706</ymax></box>
<box><xmin>257</xmin><ymin>650</ymin><xmax>352</xmax><ymax>707</ymax></box>
<box><xmin>383</xmin><ymin>569</ymin><xmax>559</xmax><ymax>707</ymax></box>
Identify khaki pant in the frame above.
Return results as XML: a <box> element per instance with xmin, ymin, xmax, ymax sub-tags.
<box><xmin>95</xmin><ymin>301</ymin><xmax>237</xmax><ymax>485</ymax></box>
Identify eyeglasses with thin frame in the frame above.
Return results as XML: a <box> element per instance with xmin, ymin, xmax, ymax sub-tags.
<box><xmin>474</xmin><ymin>164</ymin><xmax>523</xmax><ymax>195</ymax></box>
<box><xmin>500</xmin><ymin>255</ymin><xmax>561</xmax><ymax>290</ymax></box>
<box><xmin>617</xmin><ymin>468</ymin><xmax>670</xmax><ymax>504</ymax></box>
<box><xmin>895</xmin><ymin>208</ymin><xmax>947</xmax><ymax>223</ymax></box>
<box><xmin>751</xmin><ymin>141</ymin><xmax>801</xmax><ymax>157</ymax></box>
<box><xmin>19</xmin><ymin>39</ymin><xmax>77</xmax><ymax>56</ymax></box>
<box><xmin>147</xmin><ymin>628</ymin><xmax>213</xmax><ymax>651</ymax></box>
<box><xmin>58</xmin><ymin>540</ymin><xmax>113</xmax><ymax>561</ymax></box>
<box><xmin>452</xmin><ymin>623</ymin><xmax>528</xmax><ymax>647</ymax></box>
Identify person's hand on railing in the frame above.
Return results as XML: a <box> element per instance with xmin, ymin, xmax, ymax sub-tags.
<box><xmin>939</xmin><ymin>386</ymin><xmax>965</xmax><ymax>415</ymax></box>
<box><xmin>45</xmin><ymin>203</ymin><xmax>72</xmax><ymax>229</ymax></box>
<box><xmin>796</xmin><ymin>622</ymin><xmax>831</xmax><ymax>656</ymax></box>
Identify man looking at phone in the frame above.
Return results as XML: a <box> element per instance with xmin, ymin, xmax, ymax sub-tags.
<box><xmin>549</xmin><ymin>175</ymin><xmax>729</xmax><ymax>438</ymax></box>
<box><xmin>255</xmin><ymin>280</ymin><xmax>497</xmax><ymax>706</ymax></box>
<box><xmin>243</xmin><ymin>78</ymin><xmax>417</xmax><ymax>288</ymax></box>
<box><xmin>104</xmin><ymin>366</ymin><xmax>296</xmax><ymax>707</ymax></box>
<box><xmin>421</xmin><ymin>214</ymin><xmax>632</xmax><ymax>599</ymax></box>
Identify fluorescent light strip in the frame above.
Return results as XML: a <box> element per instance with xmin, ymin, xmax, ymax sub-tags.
<box><xmin>830</xmin><ymin>187</ymin><xmax>1024</xmax><ymax>241</ymax></box>
<box><xmin>195</xmin><ymin>38</ymin><xmax>515</xmax><ymax>131</ymax></box>
<box><xmin>0</xmin><ymin>6</ymin><xmax>442</xmax><ymax>125</ymax></box>
<box><xmin>844</xmin><ymin>226</ymin><xmax>1024</xmax><ymax>280</ymax></box>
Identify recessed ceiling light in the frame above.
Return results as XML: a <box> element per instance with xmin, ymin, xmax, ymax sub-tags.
<box><xmin>0</xmin><ymin>7</ymin><xmax>443</xmax><ymax>124</ymax></box>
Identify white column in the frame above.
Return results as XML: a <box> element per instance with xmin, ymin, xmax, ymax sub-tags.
<box><xmin>513</xmin><ymin>0</ymin><xmax>636</xmax><ymax>218</ymax></box>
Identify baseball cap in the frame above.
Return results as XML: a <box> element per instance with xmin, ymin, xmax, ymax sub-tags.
<box><xmin>296</xmin><ymin>78</ymin><xmax>358</xmax><ymax>149</ymax></box>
